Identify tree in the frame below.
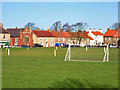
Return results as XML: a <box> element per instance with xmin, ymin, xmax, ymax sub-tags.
<box><xmin>62</xmin><ymin>23</ymin><xmax>71</xmax><ymax>32</ymax></box>
<box><xmin>70</xmin><ymin>22</ymin><xmax>88</xmax><ymax>45</ymax></box>
<box><xmin>25</xmin><ymin>22</ymin><xmax>38</xmax><ymax>30</ymax></box>
<box><xmin>110</xmin><ymin>22</ymin><xmax>120</xmax><ymax>30</ymax></box>
<box><xmin>50</xmin><ymin>21</ymin><xmax>61</xmax><ymax>31</ymax></box>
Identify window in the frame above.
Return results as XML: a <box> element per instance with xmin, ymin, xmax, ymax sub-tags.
<box><xmin>51</xmin><ymin>38</ymin><xmax>53</xmax><ymax>41</ymax></box>
<box><xmin>46</xmin><ymin>37</ymin><xmax>48</xmax><ymax>41</ymax></box>
<box><xmin>58</xmin><ymin>38</ymin><xmax>60</xmax><ymax>41</ymax></box>
<box><xmin>109</xmin><ymin>37</ymin><xmax>111</xmax><ymax>40</ymax></box>
<box><xmin>114</xmin><ymin>38</ymin><xmax>116</xmax><ymax>40</ymax></box>
<box><xmin>15</xmin><ymin>38</ymin><xmax>18</xmax><ymax>43</ymax></box>
<box><xmin>3</xmin><ymin>35</ymin><xmax>6</xmax><ymax>40</ymax></box>
<box><xmin>63</xmin><ymin>38</ymin><xmax>65</xmax><ymax>41</ymax></box>
<box><xmin>105</xmin><ymin>38</ymin><xmax>107</xmax><ymax>40</ymax></box>
<box><xmin>40</xmin><ymin>37</ymin><xmax>42</xmax><ymax>41</ymax></box>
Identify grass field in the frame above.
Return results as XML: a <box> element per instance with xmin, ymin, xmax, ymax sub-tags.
<box><xmin>2</xmin><ymin>47</ymin><xmax>118</xmax><ymax>88</ymax></box>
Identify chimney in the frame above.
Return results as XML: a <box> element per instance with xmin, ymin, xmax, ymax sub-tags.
<box><xmin>29</xmin><ymin>27</ymin><xmax>33</xmax><ymax>33</ymax></box>
<box><xmin>47</xmin><ymin>28</ymin><xmax>50</xmax><ymax>32</ymax></box>
<box><xmin>38</xmin><ymin>27</ymin><xmax>40</xmax><ymax>31</ymax></box>
<box><xmin>93</xmin><ymin>28</ymin><xmax>95</xmax><ymax>32</ymax></box>
<box><xmin>16</xmin><ymin>27</ymin><xmax>17</xmax><ymax>30</ymax></box>
<box><xmin>66</xmin><ymin>29</ymin><xmax>69</xmax><ymax>32</ymax></box>
<box><xmin>107</xmin><ymin>28</ymin><xmax>110</xmax><ymax>31</ymax></box>
<box><xmin>52</xmin><ymin>29</ymin><xmax>54</xmax><ymax>31</ymax></box>
<box><xmin>89</xmin><ymin>28</ymin><xmax>92</xmax><ymax>33</ymax></box>
<box><xmin>98</xmin><ymin>29</ymin><xmax>102</xmax><ymax>33</ymax></box>
<box><xmin>60</xmin><ymin>29</ymin><xmax>63</xmax><ymax>32</ymax></box>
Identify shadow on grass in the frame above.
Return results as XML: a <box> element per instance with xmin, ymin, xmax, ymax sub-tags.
<box><xmin>49</xmin><ymin>78</ymin><xmax>115</xmax><ymax>88</ymax></box>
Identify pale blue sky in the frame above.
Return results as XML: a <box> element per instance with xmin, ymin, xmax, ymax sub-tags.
<box><xmin>2</xmin><ymin>2</ymin><xmax>118</xmax><ymax>33</ymax></box>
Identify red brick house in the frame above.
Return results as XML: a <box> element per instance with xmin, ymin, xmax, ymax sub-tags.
<box><xmin>7</xmin><ymin>27</ymin><xmax>33</xmax><ymax>47</ymax></box>
<box><xmin>104</xmin><ymin>28</ymin><xmax>119</xmax><ymax>45</ymax></box>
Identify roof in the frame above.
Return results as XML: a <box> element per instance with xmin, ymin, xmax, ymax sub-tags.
<box><xmin>86</xmin><ymin>36</ymin><xmax>94</xmax><ymax>40</ymax></box>
<box><xmin>0</xmin><ymin>27</ymin><xmax>10</xmax><ymax>34</ymax></box>
<box><xmin>104</xmin><ymin>30</ymin><xmax>117</xmax><ymax>37</ymax></box>
<box><xmin>86</xmin><ymin>31</ymin><xmax>103</xmax><ymax>35</ymax></box>
<box><xmin>33</xmin><ymin>30</ymin><xmax>55</xmax><ymax>37</ymax></box>
<box><xmin>7</xmin><ymin>28</ymin><xmax>25</xmax><ymax>37</ymax></box>
<box><xmin>114</xmin><ymin>31</ymin><xmax>120</xmax><ymax>37</ymax></box>
<box><xmin>62</xmin><ymin>32</ymin><xmax>72</xmax><ymax>38</ymax></box>
<box><xmin>51</xmin><ymin>31</ymin><xmax>65</xmax><ymax>37</ymax></box>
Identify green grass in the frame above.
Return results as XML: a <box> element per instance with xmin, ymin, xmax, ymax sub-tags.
<box><xmin>2</xmin><ymin>47</ymin><xmax>118</xmax><ymax>88</ymax></box>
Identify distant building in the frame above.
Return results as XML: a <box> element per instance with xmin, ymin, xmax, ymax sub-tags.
<box><xmin>33</xmin><ymin>28</ymin><xmax>55</xmax><ymax>47</ymax></box>
<box><xmin>7</xmin><ymin>27</ymin><xmax>33</xmax><ymax>47</ymax></box>
<box><xmin>86</xmin><ymin>28</ymin><xmax>104</xmax><ymax>45</ymax></box>
<box><xmin>0</xmin><ymin>23</ymin><xmax>10</xmax><ymax>48</ymax></box>
<box><xmin>104</xmin><ymin>27</ymin><xmax>120</xmax><ymax>45</ymax></box>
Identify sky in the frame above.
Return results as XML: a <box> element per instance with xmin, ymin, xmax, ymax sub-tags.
<box><xmin>2</xmin><ymin>2</ymin><xmax>118</xmax><ymax>33</ymax></box>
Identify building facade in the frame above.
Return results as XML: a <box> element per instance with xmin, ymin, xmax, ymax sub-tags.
<box><xmin>7</xmin><ymin>27</ymin><xmax>33</xmax><ymax>47</ymax></box>
<box><xmin>0</xmin><ymin>24</ymin><xmax>10</xmax><ymax>48</ymax></box>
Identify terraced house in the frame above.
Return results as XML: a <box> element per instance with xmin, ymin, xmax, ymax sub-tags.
<box><xmin>0</xmin><ymin>23</ymin><xmax>10</xmax><ymax>48</ymax></box>
<box><xmin>33</xmin><ymin>28</ymin><xmax>55</xmax><ymax>47</ymax></box>
<box><xmin>104</xmin><ymin>27</ymin><xmax>120</xmax><ymax>45</ymax></box>
<box><xmin>50</xmin><ymin>30</ymin><xmax>71</xmax><ymax>46</ymax></box>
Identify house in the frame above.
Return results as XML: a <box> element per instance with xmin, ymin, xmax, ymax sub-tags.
<box><xmin>69</xmin><ymin>31</ymin><xmax>93</xmax><ymax>46</ymax></box>
<box><xmin>86</xmin><ymin>28</ymin><xmax>104</xmax><ymax>45</ymax></box>
<box><xmin>50</xmin><ymin>30</ymin><xmax>72</xmax><ymax>46</ymax></box>
<box><xmin>104</xmin><ymin>27</ymin><xmax>120</xmax><ymax>45</ymax></box>
<box><xmin>7</xmin><ymin>26</ymin><xmax>33</xmax><ymax>47</ymax></box>
<box><xmin>0</xmin><ymin>23</ymin><xmax>10</xmax><ymax>48</ymax></box>
<box><xmin>33</xmin><ymin>28</ymin><xmax>55</xmax><ymax>47</ymax></box>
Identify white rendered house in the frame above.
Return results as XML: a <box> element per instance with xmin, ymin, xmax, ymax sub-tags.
<box><xmin>86</xmin><ymin>28</ymin><xmax>104</xmax><ymax>45</ymax></box>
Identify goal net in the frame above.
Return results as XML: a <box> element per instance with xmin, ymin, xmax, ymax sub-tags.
<box><xmin>64</xmin><ymin>43</ymin><xmax>109</xmax><ymax>62</ymax></box>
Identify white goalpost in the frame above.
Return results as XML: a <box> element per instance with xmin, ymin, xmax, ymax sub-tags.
<box><xmin>64</xmin><ymin>42</ymin><xmax>109</xmax><ymax>62</ymax></box>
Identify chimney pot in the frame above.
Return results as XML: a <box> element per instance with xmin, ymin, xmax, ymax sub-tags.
<box><xmin>107</xmin><ymin>28</ymin><xmax>110</xmax><ymax>31</ymax></box>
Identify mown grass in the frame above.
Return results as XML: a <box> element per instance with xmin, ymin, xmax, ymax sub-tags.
<box><xmin>2</xmin><ymin>47</ymin><xmax>118</xmax><ymax>88</ymax></box>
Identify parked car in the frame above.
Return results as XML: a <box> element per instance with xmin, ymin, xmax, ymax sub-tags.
<box><xmin>109</xmin><ymin>44</ymin><xmax>117</xmax><ymax>48</ymax></box>
<box><xmin>71</xmin><ymin>45</ymin><xmax>80</xmax><ymax>47</ymax></box>
<box><xmin>63</xmin><ymin>44</ymin><xmax>69</xmax><ymax>47</ymax></box>
<box><xmin>95</xmin><ymin>44</ymin><xmax>101</xmax><ymax>47</ymax></box>
<box><xmin>33</xmin><ymin>44</ymin><xmax>43</xmax><ymax>47</ymax></box>
<box><xmin>21</xmin><ymin>45</ymin><xmax>30</xmax><ymax>48</ymax></box>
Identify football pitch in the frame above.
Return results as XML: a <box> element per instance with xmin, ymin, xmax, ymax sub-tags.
<box><xmin>2</xmin><ymin>47</ymin><xmax>118</xmax><ymax>88</ymax></box>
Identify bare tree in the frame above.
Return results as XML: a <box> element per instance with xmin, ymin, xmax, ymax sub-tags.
<box><xmin>70</xmin><ymin>22</ymin><xmax>88</xmax><ymax>45</ymax></box>
<box><xmin>110</xmin><ymin>22</ymin><xmax>120</xmax><ymax>30</ymax></box>
<box><xmin>25</xmin><ymin>22</ymin><xmax>38</xmax><ymax>30</ymax></box>
<box><xmin>50</xmin><ymin>21</ymin><xmax>61</xmax><ymax>31</ymax></box>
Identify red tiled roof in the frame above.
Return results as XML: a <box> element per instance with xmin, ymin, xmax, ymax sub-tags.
<box><xmin>104</xmin><ymin>30</ymin><xmax>117</xmax><ymax>37</ymax></box>
<box><xmin>114</xmin><ymin>31</ymin><xmax>120</xmax><ymax>37</ymax></box>
<box><xmin>86</xmin><ymin>31</ymin><xmax>103</xmax><ymax>35</ymax></box>
<box><xmin>51</xmin><ymin>31</ymin><xmax>65</xmax><ymax>37</ymax></box>
<box><xmin>63</xmin><ymin>32</ymin><xmax>72</xmax><ymax>38</ymax></box>
<box><xmin>86</xmin><ymin>36</ymin><xmax>94</xmax><ymax>40</ymax></box>
<box><xmin>33</xmin><ymin>30</ymin><xmax>55</xmax><ymax>37</ymax></box>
